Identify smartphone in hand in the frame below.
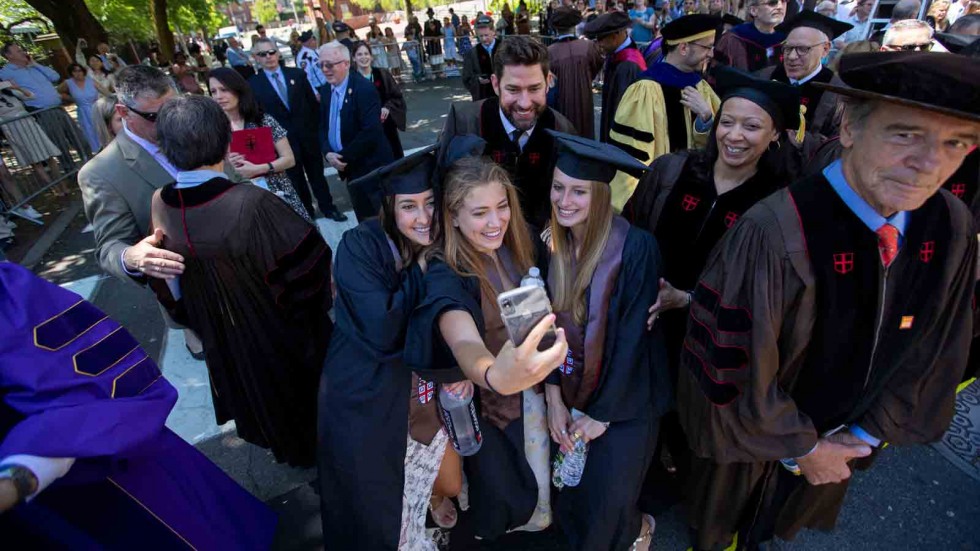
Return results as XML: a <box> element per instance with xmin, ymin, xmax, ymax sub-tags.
<box><xmin>497</xmin><ymin>285</ymin><xmax>558</xmax><ymax>350</ymax></box>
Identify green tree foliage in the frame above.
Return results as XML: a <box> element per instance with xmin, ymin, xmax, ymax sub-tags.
<box><xmin>253</xmin><ymin>0</ymin><xmax>281</xmax><ymax>25</ymax></box>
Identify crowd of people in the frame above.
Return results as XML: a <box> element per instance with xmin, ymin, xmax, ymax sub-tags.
<box><xmin>1</xmin><ymin>2</ymin><xmax>980</xmax><ymax>550</ymax></box>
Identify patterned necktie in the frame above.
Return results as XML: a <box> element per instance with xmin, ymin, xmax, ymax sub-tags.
<box><xmin>511</xmin><ymin>129</ymin><xmax>522</xmax><ymax>153</ymax></box>
<box><xmin>272</xmin><ymin>72</ymin><xmax>289</xmax><ymax>109</ymax></box>
<box><xmin>876</xmin><ymin>223</ymin><xmax>900</xmax><ymax>268</ymax></box>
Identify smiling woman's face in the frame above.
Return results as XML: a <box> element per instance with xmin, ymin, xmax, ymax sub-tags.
<box><xmin>453</xmin><ymin>181</ymin><xmax>511</xmax><ymax>253</ymax></box>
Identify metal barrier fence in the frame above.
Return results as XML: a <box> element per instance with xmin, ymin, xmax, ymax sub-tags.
<box><xmin>0</xmin><ymin>106</ymin><xmax>90</xmax><ymax>225</ymax></box>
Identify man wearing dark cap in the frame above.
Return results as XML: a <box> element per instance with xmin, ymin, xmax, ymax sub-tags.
<box><xmin>758</xmin><ymin>11</ymin><xmax>851</xmax><ymax>138</ymax></box>
<box><xmin>548</xmin><ymin>7</ymin><xmax>604</xmax><ymax>138</ymax></box>
<box><xmin>607</xmin><ymin>14</ymin><xmax>721</xmax><ymax>210</ymax></box>
<box><xmin>462</xmin><ymin>15</ymin><xmax>499</xmax><ymax>101</ymax></box>
<box><xmin>584</xmin><ymin>11</ymin><xmax>647</xmax><ymax>143</ymax></box>
<box><xmin>679</xmin><ymin>51</ymin><xmax>980</xmax><ymax>550</ymax></box>
<box><xmin>296</xmin><ymin>30</ymin><xmax>327</xmax><ymax>95</ymax></box>
<box><xmin>439</xmin><ymin>36</ymin><xmax>575</xmax><ymax>227</ymax></box>
<box><xmin>333</xmin><ymin>21</ymin><xmax>354</xmax><ymax>52</ymax></box>
<box><xmin>714</xmin><ymin>0</ymin><xmax>787</xmax><ymax>72</ymax></box>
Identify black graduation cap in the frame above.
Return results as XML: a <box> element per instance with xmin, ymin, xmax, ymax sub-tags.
<box><xmin>349</xmin><ymin>145</ymin><xmax>438</xmax><ymax>212</ymax></box>
<box><xmin>935</xmin><ymin>32</ymin><xmax>980</xmax><ymax>57</ymax></box>
<box><xmin>814</xmin><ymin>51</ymin><xmax>980</xmax><ymax>123</ymax></box>
<box><xmin>713</xmin><ymin>65</ymin><xmax>802</xmax><ymax>131</ymax></box>
<box><xmin>723</xmin><ymin>14</ymin><xmax>745</xmax><ymax>27</ymax></box>
<box><xmin>332</xmin><ymin>21</ymin><xmax>351</xmax><ymax>33</ymax></box>
<box><xmin>550</xmin><ymin>6</ymin><xmax>584</xmax><ymax>29</ymax></box>
<box><xmin>583</xmin><ymin>11</ymin><xmax>632</xmax><ymax>39</ymax></box>
<box><xmin>775</xmin><ymin>10</ymin><xmax>853</xmax><ymax>40</ymax></box>
<box><xmin>547</xmin><ymin>130</ymin><xmax>651</xmax><ymax>183</ymax></box>
<box><xmin>661</xmin><ymin>14</ymin><xmax>722</xmax><ymax>45</ymax></box>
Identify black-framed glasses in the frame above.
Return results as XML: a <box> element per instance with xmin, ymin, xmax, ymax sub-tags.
<box><xmin>783</xmin><ymin>42</ymin><xmax>828</xmax><ymax>57</ymax></box>
<box><xmin>319</xmin><ymin>60</ymin><xmax>349</xmax><ymax>70</ymax></box>
<box><xmin>756</xmin><ymin>0</ymin><xmax>787</xmax><ymax>6</ymax></box>
<box><xmin>125</xmin><ymin>103</ymin><xmax>159</xmax><ymax>122</ymax></box>
<box><xmin>254</xmin><ymin>49</ymin><xmax>278</xmax><ymax>58</ymax></box>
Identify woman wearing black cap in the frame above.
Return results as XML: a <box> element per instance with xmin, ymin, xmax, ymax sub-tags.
<box><xmin>319</xmin><ymin>145</ymin><xmax>460</xmax><ymax>549</ymax></box>
<box><xmin>542</xmin><ymin>131</ymin><xmax>671</xmax><ymax>550</ymax></box>
<box><xmin>622</xmin><ymin>66</ymin><xmax>799</xmax><ymax>507</ymax></box>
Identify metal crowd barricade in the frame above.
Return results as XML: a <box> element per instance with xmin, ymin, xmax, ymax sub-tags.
<box><xmin>0</xmin><ymin>106</ymin><xmax>90</xmax><ymax>224</ymax></box>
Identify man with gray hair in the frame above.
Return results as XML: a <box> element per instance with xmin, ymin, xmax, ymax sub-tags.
<box><xmin>880</xmin><ymin>18</ymin><xmax>935</xmax><ymax>50</ymax></box>
<box><xmin>78</xmin><ymin>65</ymin><xmax>233</xmax><ymax>358</ymax></box>
<box><xmin>249</xmin><ymin>36</ymin><xmax>347</xmax><ymax>221</ymax></box>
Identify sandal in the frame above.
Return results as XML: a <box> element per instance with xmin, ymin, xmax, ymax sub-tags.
<box><xmin>429</xmin><ymin>495</ymin><xmax>458</xmax><ymax>529</ymax></box>
<box><xmin>631</xmin><ymin>514</ymin><xmax>655</xmax><ymax>551</ymax></box>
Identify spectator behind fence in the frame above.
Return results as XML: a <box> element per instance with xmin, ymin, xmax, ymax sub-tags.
<box><xmin>58</xmin><ymin>63</ymin><xmax>111</xmax><ymax>154</ymax></box>
<box><xmin>172</xmin><ymin>51</ymin><xmax>203</xmax><ymax>95</ymax></box>
<box><xmin>250</xmin><ymin>37</ymin><xmax>346</xmax><ymax>221</ymax></box>
<box><xmin>225</xmin><ymin>37</ymin><xmax>254</xmax><ymax>79</ymax></box>
<box><xmin>208</xmin><ymin>67</ymin><xmax>311</xmax><ymax>222</ymax></box>
<box><xmin>318</xmin><ymin>40</ymin><xmax>394</xmax><ymax>220</ymax></box>
<box><xmin>383</xmin><ymin>27</ymin><xmax>403</xmax><ymax>76</ymax></box>
<box><xmin>0</xmin><ymin>42</ymin><xmax>87</xmax><ymax>170</ymax></box>
<box><xmin>351</xmin><ymin>40</ymin><xmax>407</xmax><ymax>159</ymax></box>
<box><xmin>91</xmin><ymin>93</ymin><xmax>122</xmax><ymax>151</ymax></box>
<box><xmin>148</xmin><ymin>95</ymin><xmax>333</xmax><ymax>467</ymax></box>
<box><xmin>0</xmin><ymin>80</ymin><xmax>61</xmax><ymax>215</ymax></box>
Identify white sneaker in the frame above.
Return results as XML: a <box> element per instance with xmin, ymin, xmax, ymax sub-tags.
<box><xmin>14</xmin><ymin>205</ymin><xmax>42</xmax><ymax>220</ymax></box>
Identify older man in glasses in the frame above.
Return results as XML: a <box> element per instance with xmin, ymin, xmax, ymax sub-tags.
<box><xmin>714</xmin><ymin>0</ymin><xmax>787</xmax><ymax>72</ymax></box>
<box><xmin>316</xmin><ymin>40</ymin><xmax>393</xmax><ymax>221</ymax></box>
<box><xmin>249</xmin><ymin>37</ymin><xmax>348</xmax><ymax>222</ymax></box>
<box><xmin>880</xmin><ymin>19</ymin><xmax>936</xmax><ymax>51</ymax></box>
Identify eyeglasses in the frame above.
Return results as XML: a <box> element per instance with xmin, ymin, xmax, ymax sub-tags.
<box><xmin>687</xmin><ymin>41</ymin><xmax>714</xmax><ymax>51</ymax></box>
<box><xmin>755</xmin><ymin>0</ymin><xmax>786</xmax><ymax>6</ymax></box>
<box><xmin>885</xmin><ymin>42</ymin><xmax>933</xmax><ymax>51</ymax></box>
<box><xmin>319</xmin><ymin>60</ymin><xmax>349</xmax><ymax>70</ymax></box>
<box><xmin>253</xmin><ymin>49</ymin><xmax>278</xmax><ymax>58</ymax></box>
<box><xmin>124</xmin><ymin>104</ymin><xmax>160</xmax><ymax>123</ymax></box>
<box><xmin>782</xmin><ymin>42</ymin><xmax>828</xmax><ymax>57</ymax></box>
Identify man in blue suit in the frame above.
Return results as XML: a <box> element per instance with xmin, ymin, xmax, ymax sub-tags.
<box><xmin>317</xmin><ymin>41</ymin><xmax>394</xmax><ymax>221</ymax></box>
<box><xmin>249</xmin><ymin>37</ymin><xmax>348</xmax><ymax>222</ymax></box>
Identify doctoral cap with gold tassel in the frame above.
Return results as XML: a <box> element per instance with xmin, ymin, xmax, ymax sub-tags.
<box><xmin>712</xmin><ymin>65</ymin><xmax>804</xmax><ymax>139</ymax></box>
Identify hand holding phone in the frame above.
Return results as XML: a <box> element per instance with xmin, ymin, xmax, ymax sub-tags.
<box><xmin>497</xmin><ymin>285</ymin><xmax>557</xmax><ymax>349</ymax></box>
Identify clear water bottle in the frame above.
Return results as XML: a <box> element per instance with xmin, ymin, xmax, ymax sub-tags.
<box><xmin>520</xmin><ymin>267</ymin><xmax>546</xmax><ymax>289</ymax></box>
<box><xmin>438</xmin><ymin>384</ymin><xmax>483</xmax><ymax>456</ymax></box>
<box><xmin>551</xmin><ymin>409</ymin><xmax>589</xmax><ymax>489</ymax></box>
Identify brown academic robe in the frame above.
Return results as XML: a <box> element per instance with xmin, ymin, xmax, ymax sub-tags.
<box><xmin>149</xmin><ymin>178</ymin><xmax>332</xmax><ymax>467</ymax></box>
<box><xmin>678</xmin><ymin>175</ymin><xmax>976</xmax><ymax>549</ymax></box>
<box><xmin>548</xmin><ymin>37</ymin><xmax>604</xmax><ymax>140</ymax></box>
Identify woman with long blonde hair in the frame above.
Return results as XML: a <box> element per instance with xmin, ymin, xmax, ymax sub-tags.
<box><xmin>406</xmin><ymin>155</ymin><xmax>568</xmax><ymax>539</ymax></box>
<box><xmin>543</xmin><ymin>131</ymin><xmax>669</xmax><ymax>551</ymax></box>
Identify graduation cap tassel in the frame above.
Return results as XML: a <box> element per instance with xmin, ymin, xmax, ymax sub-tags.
<box><xmin>796</xmin><ymin>105</ymin><xmax>807</xmax><ymax>144</ymax></box>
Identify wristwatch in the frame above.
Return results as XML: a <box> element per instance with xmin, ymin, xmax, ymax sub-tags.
<box><xmin>0</xmin><ymin>464</ymin><xmax>39</xmax><ymax>504</ymax></box>
<box><xmin>267</xmin><ymin>162</ymin><xmax>275</xmax><ymax>174</ymax></box>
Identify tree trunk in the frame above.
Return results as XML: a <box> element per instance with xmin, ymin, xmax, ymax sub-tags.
<box><xmin>23</xmin><ymin>0</ymin><xmax>108</xmax><ymax>50</ymax></box>
<box><xmin>151</xmin><ymin>0</ymin><xmax>176</xmax><ymax>63</ymax></box>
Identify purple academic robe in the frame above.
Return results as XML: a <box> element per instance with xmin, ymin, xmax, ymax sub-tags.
<box><xmin>0</xmin><ymin>262</ymin><xmax>277</xmax><ymax>550</ymax></box>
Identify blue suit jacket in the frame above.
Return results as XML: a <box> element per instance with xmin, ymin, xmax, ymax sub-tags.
<box><xmin>249</xmin><ymin>67</ymin><xmax>319</xmax><ymax>143</ymax></box>
<box><xmin>318</xmin><ymin>73</ymin><xmax>394</xmax><ymax>180</ymax></box>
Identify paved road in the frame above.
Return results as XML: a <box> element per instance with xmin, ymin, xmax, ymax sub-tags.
<box><xmin>27</xmin><ymin>76</ymin><xmax>980</xmax><ymax>550</ymax></box>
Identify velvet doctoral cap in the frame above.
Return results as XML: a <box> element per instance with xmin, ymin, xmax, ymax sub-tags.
<box><xmin>775</xmin><ymin>10</ymin><xmax>853</xmax><ymax>40</ymax></box>
<box><xmin>713</xmin><ymin>65</ymin><xmax>802</xmax><ymax>131</ymax></box>
<box><xmin>583</xmin><ymin>12</ymin><xmax>632</xmax><ymax>39</ymax></box>
<box><xmin>548</xmin><ymin>130</ymin><xmax>651</xmax><ymax>183</ymax></box>
<box><xmin>661</xmin><ymin>14</ymin><xmax>722</xmax><ymax>45</ymax></box>
<box><xmin>935</xmin><ymin>32</ymin><xmax>980</xmax><ymax>57</ymax></box>
<box><xmin>550</xmin><ymin>7</ymin><xmax>584</xmax><ymax>29</ymax></box>
<box><xmin>813</xmin><ymin>51</ymin><xmax>980</xmax><ymax>123</ymax></box>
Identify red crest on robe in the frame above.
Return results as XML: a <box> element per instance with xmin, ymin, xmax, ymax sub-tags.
<box><xmin>950</xmin><ymin>183</ymin><xmax>966</xmax><ymax>198</ymax></box>
<box><xmin>833</xmin><ymin>252</ymin><xmax>854</xmax><ymax>274</ymax></box>
<box><xmin>528</xmin><ymin>152</ymin><xmax>541</xmax><ymax>165</ymax></box>
<box><xmin>492</xmin><ymin>150</ymin><xmax>506</xmax><ymax>164</ymax></box>
<box><xmin>682</xmin><ymin>194</ymin><xmax>701</xmax><ymax>211</ymax></box>
<box><xmin>724</xmin><ymin>211</ymin><xmax>739</xmax><ymax>228</ymax></box>
<box><xmin>919</xmin><ymin>241</ymin><xmax>935</xmax><ymax>263</ymax></box>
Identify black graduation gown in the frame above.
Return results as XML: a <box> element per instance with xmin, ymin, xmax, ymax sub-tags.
<box><xmin>548</xmin><ymin>220</ymin><xmax>672</xmax><ymax>550</ymax></box>
<box><xmin>599</xmin><ymin>43</ymin><xmax>645</xmax><ymax>144</ymax></box>
<box><xmin>318</xmin><ymin>219</ymin><xmax>425</xmax><ymax>549</ymax></box>
<box><xmin>404</xmin><ymin>246</ymin><xmax>549</xmax><ymax>540</ymax></box>
<box><xmin>370</xmin><ymin>67</ymin><xmax>407</xmax><ymax>159</ymax></box>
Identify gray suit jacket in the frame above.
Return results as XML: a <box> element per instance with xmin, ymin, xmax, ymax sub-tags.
<box><xmin>78</xmin><ymin>130</ymin><xmax>238</xmax><ymax>283</ymax></box>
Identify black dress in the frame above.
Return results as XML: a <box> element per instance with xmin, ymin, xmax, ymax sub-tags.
<box><xmin>369</xmin><ymin>67</ymin><xmax>406</xmax><ymax>159</ymax></box>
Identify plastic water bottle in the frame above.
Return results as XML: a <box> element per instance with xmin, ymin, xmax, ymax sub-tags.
<box><xmin>551</xmin><ymin>409</ymin><xmax>589</xmax><ymax>488</ymax></box>
<box><xmin>520</xmin><ymin>267</ymin><xmax>546</xmax><ymax>289</ymax></box>
<box><xmin>438</xmin><ymin>385</ymin><xmax>483</xmax><ymax>456</ymax></box>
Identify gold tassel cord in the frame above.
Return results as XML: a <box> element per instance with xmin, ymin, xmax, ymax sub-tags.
<box><xmin>796</xmin><ymin>104</ymin><xmax>807</xmax><ymax>144</ymax></box>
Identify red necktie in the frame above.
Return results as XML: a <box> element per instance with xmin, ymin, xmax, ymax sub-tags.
<box><xmin>876</xmin><ymin>223</ymin><xmax>900</xmax><ymax>268</ymax></box>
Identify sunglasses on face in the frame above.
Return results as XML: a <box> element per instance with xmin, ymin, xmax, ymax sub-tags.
<box><xmin>125</xmin><ymin>104</ymin><xmax>159</xmax><ymax>123</ymax></box>
<box><xmin>254</xmin><ymin>49</ymin><xmax>278</xmax><ymax>58</ymax></box>
<box><xmin>756</xmin><ymin>0</ymin><xmax>786</xmax><ymax>7</ymax></box>
<box><xmin>886</xmin><ymin>42</ymin><xmax>933</xmax><ymax>51</ymax></box>
<box><xmin>319</xmin><ymin>60</ymin><xmax>349</xmax><ymax>70</ymax></box>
